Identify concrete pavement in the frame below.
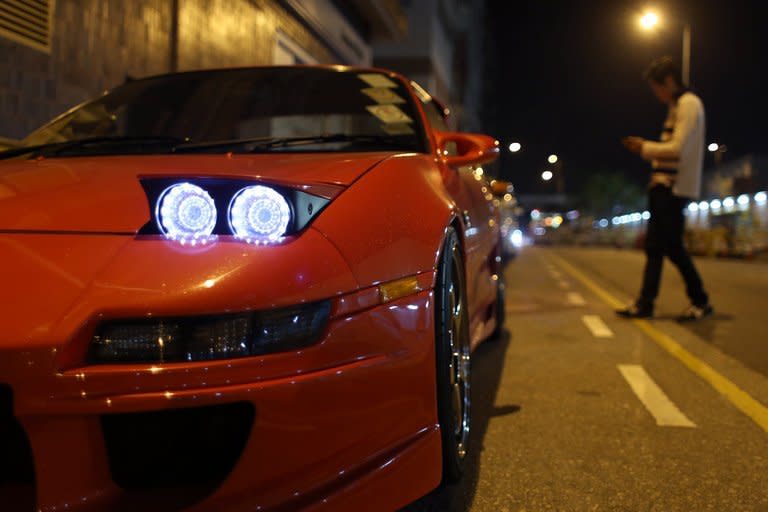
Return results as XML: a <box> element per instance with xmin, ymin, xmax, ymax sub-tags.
<box><xmin>403</xmin><ymin>246</ymin><xmax>768</xmax><ymax>511</ymax></box>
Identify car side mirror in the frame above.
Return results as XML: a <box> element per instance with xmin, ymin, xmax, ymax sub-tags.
<box><xmin>435</xmin><ymin>131</ymin><xmax>500</xmax><ymax>168</ymax></box>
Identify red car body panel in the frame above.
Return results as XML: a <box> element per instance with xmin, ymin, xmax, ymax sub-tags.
<box><xmin>0</xmin><ymin>66</ymin><xmax>500</xmax><ymax>511</ymax></box>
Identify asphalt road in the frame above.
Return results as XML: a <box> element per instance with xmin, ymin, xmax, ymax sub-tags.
<box><xmin>404</xmin><ymin>246</ymin><xmax>768</xmax><ymax>512</ymax></box>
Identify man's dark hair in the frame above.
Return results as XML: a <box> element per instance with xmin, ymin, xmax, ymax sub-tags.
<box><xmin>643</xmin><ymin>56</ymin><xmax>682</xmax><ymax>85</ymax></box>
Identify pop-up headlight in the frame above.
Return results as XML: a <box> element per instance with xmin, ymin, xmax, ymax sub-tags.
<box><xmin>229</xmin><ymin>185</ymin><xmax>291</xmax><ymax>243</ymax></box>
<box><xmin>155</xmin><ymin>183</ymin><xmax>217</xmax><ymax>242</ymax></box>
<box><xmin>140</xmin><ymin>179</ymin><xmax>334</xmax><ymax>244</ymax></box>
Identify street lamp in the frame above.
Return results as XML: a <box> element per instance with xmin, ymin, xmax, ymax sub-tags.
<box><xmin>508</xmin><ymin>142</ymin><xmax>521</xmax><ymax>153</ymax></box>
<box><xmin>542</xmin><ymin>170</ymin><xmax>553</xmax><ymax>181</ymax></box>
<box><xmin>708</xmin><ymin>142</ymin><xmax>727</xmax><ymax>166</ymax></box>
<box><xmin>639</xmin><ymin>11</ymin><xmax>659</xmax><ymax>30</ymax></box>
<box><xmin>547</xmin><ymin>154</ymin><xmax>558</xmax><ymax>164</ymax></box>
<box><xmin>637</xmin><ymin>10</ymin><xmax>692</xmax><ymax>86</ymax></box>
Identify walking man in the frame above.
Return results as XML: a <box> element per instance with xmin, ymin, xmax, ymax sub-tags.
<box><xmin>618</xmin><ymin>56</ymin><xmax>713</xmax><ymax>321</ymax></box>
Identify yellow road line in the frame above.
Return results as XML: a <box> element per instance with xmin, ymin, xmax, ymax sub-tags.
<box><xmin>547</xmin><ymin>251</ymin><xmax>768</xmax><ymax>434</ymax></box>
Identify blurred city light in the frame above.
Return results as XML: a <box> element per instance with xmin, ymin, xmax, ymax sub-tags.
<box><xmin>688</xmin><ymin>202</ymin><xmax>699</xmax><ymax>212</ymax></box>
<box><xmin>698</xmin><ymin>200</ymin><xmax>709</xmax><ymax>211</ymax></box>
<box><xmin>755</xmin><ymin>191</ymin><xmax>767</xmax><ymax>203</ymax></box>
<box><xmin>642</xmin><ymin>211</ymin><xmax>651</xmax><ymax>220</ymax></box>
<box><xmin>511</xmin><ymin>229</ymin><xmax>524</xmax><ymax>247</ymax></box>
<box><xmin>612</xmin><ymin>216</ymin><xmax>621</xmax><ymax>225</ymax></box>
<box><xmin>508</xmin><ymin>142</ymin><xmax>521</xmax><ymax>153</ymax></box>
<box><xmin>542</xmin><ymin>170</ymin><xmax>553</xmax><ymax>181</ymax></box>
<box><xmin>548</xmin><ymin>154</ymin><xmax>558</xmax><ymax>164</ymax></box>
<box><xmin>599</xmin><ymin>219</ymin><xmax>609</xmax><ymax>228</ymax></box>
<box><xmin>723</xmin><ymin>196</ymin><xmax>735</xmax><ymax>208</ymax></box>
<box><xmin>708</xmin><ymin>142</ymin><xmax>719</xmax><ymax>152</ymax></box>
<box><xmin>531</xmin><ymin>209</ymin><xmax>541</xmax><ymax>220</ymax></box>
<box><xmin>710</xmin><ymin>199</ymin><xmax>722</xmax><ymax>210</ymax></box>
<box><xmin>737</xmin><ymin>194</ymin><xmax>750</xmax><ymax>206</ymax></box>
<box><xmin>639</xmin><ymin>11</ymin><xmax>659</xmax><ymax>30</ymax></box>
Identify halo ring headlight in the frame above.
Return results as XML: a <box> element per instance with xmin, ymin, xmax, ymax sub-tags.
<box><xmin>229</xmin><ymin>185</ymin><xmax>291</xmax><ymax>243</ymax></box>
<box><xmin>156</xmin><ymin>183</ymin><xmax>217</xmax><ymax>242</ymax></box>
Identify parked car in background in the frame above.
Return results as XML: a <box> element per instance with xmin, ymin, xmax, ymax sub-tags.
<box><xmin>491</xmin><ymin>179</ymin><xmax>524</xmax><ymax>259</ymax></box>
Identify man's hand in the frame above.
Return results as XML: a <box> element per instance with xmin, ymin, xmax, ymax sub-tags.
<box><xmin>621</xmin><ymin>136</ymin><xmax>645</xmax><ymax>155</ymax></box>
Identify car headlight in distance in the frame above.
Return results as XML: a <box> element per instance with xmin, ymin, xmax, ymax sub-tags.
<box><xmin>87</xmin><ymin>301</ymin><xmax>331</xmax><ymax>364</ymax></box>
<box><xmin>510</xmin><ymin>229</ymin><xmax>524</xmax><ymax>248</ymax></box>
<box><xmin>228</xmin><ymin>185</ymin><xmax>291</xmax><ymax>243</ymax></box>
<box><xmin>156</xmin><ymin>183</ymin><xmax>217</xmax><ymax>243</ymax></box>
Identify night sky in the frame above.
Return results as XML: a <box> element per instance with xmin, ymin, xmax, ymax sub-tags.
<box><xmin>481</xmin><ymin>0</ymin><xmax>766</xmax><ymax>195</ymax></box>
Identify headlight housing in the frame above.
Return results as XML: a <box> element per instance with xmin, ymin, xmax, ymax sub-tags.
<box><xmin>229</xmin><ymin>185</ymin><xmax>292</xmax><ymax>243</ymax></box>
<box><xmin>88</xmin><ymin>301</ymin><xmax>331</xmax><ymax>364</ymax></box>
<box><xmin>139</xmin><ymin>178</ymin><xmax>334</xmax><ymax>243</ymax></box>
<box><xmin>155</xmin><ymin>183</ymin><xmax>218</xmax><ymax>242</ymax></box>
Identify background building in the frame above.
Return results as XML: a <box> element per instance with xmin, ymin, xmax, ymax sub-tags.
<box><xmin>0</xmin><ymin>0</ymin><xmax>406</xmax><ymax>139</ymax></box>
<box><xmin>372</xmin><ymin>0</ymin><xmax>487</xmax><ymax>132</ymax></box>
<box><xmin>704</xmin><ymin>154</ymin><xmax>768</xmax><ymax>198</ymax></box>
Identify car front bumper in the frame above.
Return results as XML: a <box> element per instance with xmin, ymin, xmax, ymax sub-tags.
<box><xmin>1</xmin><ymin>287</ymin><xmax>442</xmax><ymax>512</ymax></box>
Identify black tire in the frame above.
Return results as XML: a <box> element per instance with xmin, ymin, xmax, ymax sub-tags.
<box><xmin>434</xmin><ymin>227</ymin><xmax>471</xmax><ymax>484</ymax></box>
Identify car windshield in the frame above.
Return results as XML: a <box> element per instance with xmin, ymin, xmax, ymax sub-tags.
<box><xmin>15</xmin><ymin>67</ymin><xmax>428</xmax><ymax>156</ymax></box>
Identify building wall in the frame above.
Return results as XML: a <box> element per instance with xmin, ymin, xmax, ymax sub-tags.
<box><xmin>0</xmin><ymin>0</ymin><xmax>336</xmax><ymax>139</ymax></box>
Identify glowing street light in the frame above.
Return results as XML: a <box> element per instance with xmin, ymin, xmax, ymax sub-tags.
<box><xmin>636</xmin><ymin>10</ymin><xmax>691</xmax><ymax>86</ymax></box>
<box><xmin>547</xmin><ymin>154</ymin><xmax>558</xmax><ymax>164</ymax></box>
<box><xmin>639</xmin><ymin>11</ymin><xmax>659</xmax><ymax>30</ymax></box>
<box><xmin>509</xmin><ymin>142</ymin><xmax>521</xmax><ymax>153</ymax></box>
<box><xmin>709</xmin><ymin>143</ymin><xmax>726</xmax><ymax>165</ymax></box>
<box><xmin>542</xmin><ymin>170</ymin><xmax>553</xmax><ymax>181</ymax></box>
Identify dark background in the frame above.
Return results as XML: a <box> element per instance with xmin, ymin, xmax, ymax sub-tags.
<box><xmin>479</xmin><ymin>0</ymin><xmax>766</xmax><ymax>195</ymax></box>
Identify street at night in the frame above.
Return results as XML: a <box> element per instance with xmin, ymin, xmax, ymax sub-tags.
<box><xmin>1</xmin><ymin>0</ymin><xmax>767</xmax><ymax>511</ymax></box>
<box><xmin>407</xmin><ymin>246</ymin><xmax>768</xmax><ymax>511</ymax></box>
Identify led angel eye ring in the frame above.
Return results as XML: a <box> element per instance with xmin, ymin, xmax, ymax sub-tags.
<box><xmin>228</xmin><ymin>185</ymin><xmax>291</xmax><ymax>243</ymax></box>
<box><xmin>155</xmin><ymin>183</ymin><xmax>217</xmax><ymax>242</ymax></box>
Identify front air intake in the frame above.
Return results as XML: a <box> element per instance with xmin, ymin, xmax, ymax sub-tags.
<box><xmin>0</xmin><ymin>384</ymin><xmax>36</xmax><ymax>511</ymax></box>
<box><xmin>101</xmin><ymin>401</ymin><xmax>254</xmax><ymax>503</ymax></box>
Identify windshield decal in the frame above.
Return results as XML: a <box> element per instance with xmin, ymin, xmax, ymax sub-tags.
<box><xmin>361</xmin><ymin>87</ymin><xmax>406</xmax><ymax>105</ymax></box>
<box><xmin>357</xmin><ymin>73</ymin><xmax>398</xmax><ymax>89</ymax></box>
<box><xmin>366</xmin><ymin>105</ymin><xmax>413</xmax><ymax>125</ymax></box>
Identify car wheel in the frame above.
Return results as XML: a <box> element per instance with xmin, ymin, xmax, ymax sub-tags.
<box><xmin>435</xmin><ymin>227</ymin><xmax>470</xmax><ymax>484</ymax></box>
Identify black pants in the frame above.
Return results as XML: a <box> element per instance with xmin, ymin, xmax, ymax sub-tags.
<box><xmin>638</xmin><ymin>185</ymin><xmax>709</xmax><ymax>309</ymax></box>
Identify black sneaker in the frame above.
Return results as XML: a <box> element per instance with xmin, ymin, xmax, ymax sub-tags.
<box><xmin>616</xmin><ymin>304</ymin><xmax>653</xmax><ymax>319</ymax></box>
<box><xmin>677</xmin><ymin>304</ymin><xmax>714</xmax><ymax>322</ymax></box>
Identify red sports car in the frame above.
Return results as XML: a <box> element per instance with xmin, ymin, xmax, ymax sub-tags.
<box><xmin>0</xmin><ymin>66</ymin><xmax>502</xmax><ymax>511</ymax></box>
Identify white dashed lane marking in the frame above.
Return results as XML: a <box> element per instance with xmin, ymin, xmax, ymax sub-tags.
<box><xmin>566</xmin><ymin>292</ymin><xmax>586</xmax><ymax>306</ymax></box>
<box><xmin>582</xmin><ymin>315</ymin><xmax>614</xmax><ymax>338</ymax></box>
<box><xmin>618</xmin><ymin>364</ymin><xmax>697</xmax><ymax>428</ymax></box>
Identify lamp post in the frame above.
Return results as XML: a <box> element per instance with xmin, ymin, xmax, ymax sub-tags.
<box><xmin>539</xmin><ymin>154</ymin><xmax>564</xmax><ymax>195</ymax></box>
<box><xmin>708</xmin><ymin>142</ymin><xmax>727</xmax><ymax>166</ymax></box>
<box><xmin>638</xmin><ymin>10</ymin><xmax>692</xmax><ymax>86</ymax></box>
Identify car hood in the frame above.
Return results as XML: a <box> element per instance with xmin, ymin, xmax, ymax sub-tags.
<box><xmin>0</xmin><ymin>152</ymin><xmax>394</xmax><ymax>232</ymax></box>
